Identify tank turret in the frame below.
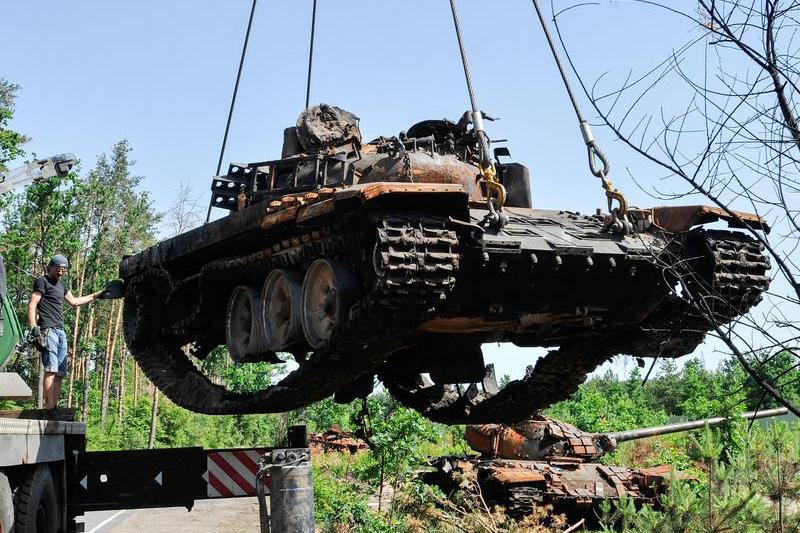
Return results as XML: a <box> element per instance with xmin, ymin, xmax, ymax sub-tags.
<box><xmin>466</xmin><ymin>408</ymin><xmax>788</xmax><ymax>462</ymax></box>
<box><xmin>425</xmin><ymin>408</ymin><xmax>789</xmax><ymax>519</ymax></box>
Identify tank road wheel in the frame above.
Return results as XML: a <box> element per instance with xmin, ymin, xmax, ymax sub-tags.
<box><xmin>261</xmin><ymin>269</ymin><xmax>304</xmax><ymax>351</ymax></box>
<box><xmin>225</xmin><ymin>286</ymin><xmax>268</xmax><ymax>363</ymax></box>
<box><xmin>301</xmin><ymin>259</ymin><xmax>359</xmax><ymax>349</ymax></box>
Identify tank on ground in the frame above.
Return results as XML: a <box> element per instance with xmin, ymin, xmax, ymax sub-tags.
<box><xmin>426</xmin><ymin>408</ymin><xmax>788</xmax><ymax>518</ymax></box>
<box><xmin>119</xmin><ymin>104</ymin><xmax>771</xmax><ymax>424</ymax></box>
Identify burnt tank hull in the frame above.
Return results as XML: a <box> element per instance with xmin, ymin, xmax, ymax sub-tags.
<box><xmin>120</xmin><ymin>107</ymin><xmax>771</xmax><ymax>423</ymax></box>
<box><xmin>425</xmin><ymin>456</ymin><xmax>678</xmax><ymax>519</ymax></box>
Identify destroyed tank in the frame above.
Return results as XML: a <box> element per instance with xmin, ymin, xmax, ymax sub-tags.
<box><xmin>120</xmin><ymin>104</ymin><xmax>771</xmax><ymax>423</ymax></box>
<box><xmin>427</xmin><ymin>409</ymin><xmax>787</xmax><ymax>517</ymax></box>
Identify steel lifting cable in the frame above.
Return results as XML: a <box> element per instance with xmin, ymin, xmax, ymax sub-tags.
<box><xmin>530</xmin><ymin>0</ymin><xmax>630</xmax><ymax>232</ymax></box>
<box><xmin>305</xmin><ymin>0</ymin><xmax>318</xmax><ymax>109</ymax></box>
<box><xmin>207</xmin><ymin>0</ymin><xmax>259</xmax><ymax>223</ymax></box>
<box><xmin>448</xmin><ymin>0</ymin><xmax>507</xmax><ymax>219</ymax></box>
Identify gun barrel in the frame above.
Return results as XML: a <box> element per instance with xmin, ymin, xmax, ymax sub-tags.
<box><xmin>606</xmin><ymin>407</ymin><xmax>789</xmax><ymax>442</ymax></box>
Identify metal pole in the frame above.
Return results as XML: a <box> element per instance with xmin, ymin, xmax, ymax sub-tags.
<box><xmin>257</xmin><ymin>457</ymin><xmax>272</xmax><ymax>533</ymax></box>
<box><xmin>264</xmin><ymin>425</ymin><xmax>314</xmax><ymax>533</ymax></box>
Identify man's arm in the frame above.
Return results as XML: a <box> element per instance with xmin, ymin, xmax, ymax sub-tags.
<box><xmin>28</xmin><ymin>292</ymin><xmax>42</xmax><ymax>329</ymax></box>
<box><xmin>65</xmin><ymin>289</ymin><xmax>103</xmax><ymax>307</ymax></box>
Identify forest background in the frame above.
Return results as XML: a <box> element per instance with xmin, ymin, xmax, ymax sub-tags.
<box><xmin>3</xmin><ymin>74</ymin><xmax>800</xmax><ymax>532</ymax></box>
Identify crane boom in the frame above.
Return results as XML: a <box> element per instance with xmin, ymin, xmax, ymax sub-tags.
<box><xmin>0</xmin><ymin>153</ymin><xmax>76</xmax><ymax>194</ymax></box>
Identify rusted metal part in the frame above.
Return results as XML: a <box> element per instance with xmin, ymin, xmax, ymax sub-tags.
<box><xmin>465</xmin><ymin>418</ymin><xmax>611</xmax><ymax>462</ymax></box>
<box><xmin>295</xmin><ymin>104</ymin><xmax>362</xmax><ymax>153</ymax></box>
<box><xmin>355</xmin><ymin>151</ymin><xmax>480</xmax><ymax>201</ymax></box>
<box><xmin>258</xmin><ymin>183</ymin><xmax>468</xmax><ymax>230</ymax></box>
<box><xmin>425</xmin><ymin>456</ymin><xmax>675</xmax><ymax>517</ymax></box>
<box><xmin>308</xmin><ymin>427</ymin><xmax>368</xmax><ymax>455</ymax></box>
<box><xmin>641</xmin><ymin>205</ymin><xmax>770</xmax><ymax>234</ymax></box>
<box><xmin>464</xmin><ymin>409</ymin><xmax>788</xmax><ymax>467</ymax></box>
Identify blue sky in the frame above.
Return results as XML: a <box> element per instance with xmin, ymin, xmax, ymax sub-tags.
<box><xmin>3</xmin><ymin>0</ymin><xmax>726</xmax><ymax>380</ymax></box>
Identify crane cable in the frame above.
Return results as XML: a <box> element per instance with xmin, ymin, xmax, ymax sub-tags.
<box><xmin>305</xmin><ymin>0</ymin><xmax>318</xmax><ymax>109</ymax></box>
<box><xmin>448</xmin><ymin>0</ymin><xmax>507</xmax><ymax>224</ymax></box>
<box><xmin>530</xmin><ymin>0</ymin><xmax>630</xmax><ymax>233</ymax></box>
<box><xmin>207</xmin><ymin>0</ymin><xmax>259</xmax><ymax>223</ymax></box>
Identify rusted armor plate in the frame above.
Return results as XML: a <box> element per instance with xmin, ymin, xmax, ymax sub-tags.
<box><xmin>644</xmin><ymin>205</ymin><xmax>769</xmax><ymax>233</ymax></box>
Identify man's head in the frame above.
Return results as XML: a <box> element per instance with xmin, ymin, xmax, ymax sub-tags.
<box><xmin>46</xmin><ymin>255</ymin><xmax>68</xmax><ymax>279</ymax></box>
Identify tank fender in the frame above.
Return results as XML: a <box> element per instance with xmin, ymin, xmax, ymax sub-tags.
<box><xmin>640</xmin><ymin>205</ymin><xmax>770</xmax><ymax>234</ymax></box>
<box><xmin>259</xmin><ymin>182</ymin><xmax>470</xmax><ymax>230</ymax></box>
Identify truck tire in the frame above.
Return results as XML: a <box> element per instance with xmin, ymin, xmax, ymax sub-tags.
<box><xmin>0</xmin><ymin>471</ymin><xmax>14</xmax><ymax>533</ymax></box>
<box><xmin>14</xmin><ymin>466</ymin><xmax>58</xmax><ymax>533</ymax></box>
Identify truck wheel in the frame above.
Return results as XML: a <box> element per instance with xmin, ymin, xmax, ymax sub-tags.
<box><xmin>0</xmin><ymin>471</ymin><xmax>14</xmax><ymax>533</ymax></box>
<box><xmin>14</xmin><ymin>466</ymin><xmax>58</xmax><ymax>533</ymax></box>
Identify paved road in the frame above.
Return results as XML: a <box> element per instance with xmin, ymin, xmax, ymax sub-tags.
<box><xmin>82</xmin><ymin>498</ymin><xmax>261</xmax><ymax>532</ymax></box>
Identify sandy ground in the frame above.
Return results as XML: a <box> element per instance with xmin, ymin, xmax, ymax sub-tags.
<box><xmin>93</xmin><ymin>498</ymin><xmax>262</xmax><ymax>533</ymax></box>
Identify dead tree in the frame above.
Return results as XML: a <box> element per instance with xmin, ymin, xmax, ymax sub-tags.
<box><xmin>552</xmin><ymin>0</ymin><xmax>800</xmax><ymax>412</ymax></box>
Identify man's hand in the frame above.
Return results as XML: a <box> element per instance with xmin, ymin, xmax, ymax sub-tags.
<box><xmin>27</xmin><ymin>326</ymin><xmax>45</xmax><ymax>349</ymax></box>
<box><xmin>97</xmin><ymin>280</ymin><xmax>124</xmax><ymax>300</ymax></box>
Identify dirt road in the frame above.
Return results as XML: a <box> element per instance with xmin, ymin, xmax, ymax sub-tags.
<box><xmin>84</xmin><ymin>497</ymin><xmax>262</xmax><ymax>532</ymax></box>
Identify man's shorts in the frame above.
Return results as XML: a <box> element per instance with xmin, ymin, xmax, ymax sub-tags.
<box><xmin>42</xmin><ymin>328</ymin><xmax>68</xmax><ymax>377</ymax></box>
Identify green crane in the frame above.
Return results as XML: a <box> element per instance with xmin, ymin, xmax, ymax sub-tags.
<box><xmin>0</xmin><ymin>154</ymin><xmax>76</xmax><ymax>372</ymax></box>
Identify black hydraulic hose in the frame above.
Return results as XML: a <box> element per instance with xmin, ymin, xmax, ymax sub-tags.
<box><xmin>208</xmin><ymin>0</ymin><xmax>259</xmax><ymax>223</ymax></box>
<box><xmin>305</xmin><ymin>0</ymin><xmax>318</xmax><ymax>109</ymax></box>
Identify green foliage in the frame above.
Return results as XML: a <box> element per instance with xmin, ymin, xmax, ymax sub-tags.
<box><xmin>303</xmin><ymin>396</ymin><xmax>358</xmax><ymax>433</ymax></box>
<box><xmin>0</xmin><ymin>78</ymin><xmax>28</xmax><ymax>168</ymax></box>
<box><xmin>355</xmin><ymin>397</ymin><xmax>438</xmax><ymax>488</ymax></box>
<box><xmin>314</xmin><ymin>458</ymin><xmax>402</xmax><ymax>533</ymax></box>
<box><xmin>546</xmin><ymin>368</ymin><xmax>668</xmax><ymax>432</ymax></box>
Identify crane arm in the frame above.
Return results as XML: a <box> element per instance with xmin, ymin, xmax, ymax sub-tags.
<box><xmin>0</xmin><ymin>153</ymin><xmax>76</xmax><ymax>194</ymax></box>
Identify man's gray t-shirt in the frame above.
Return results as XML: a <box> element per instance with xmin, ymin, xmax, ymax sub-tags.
<box><xmin>33</xmin><ymin>276</ymin><xmax>67</xmax><ymax>329</ymax></box>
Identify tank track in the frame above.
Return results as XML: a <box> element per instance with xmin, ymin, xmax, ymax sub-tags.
<box><xmin>684</xmin><ymin>228</ymin><xmax>771</xmax><ymax>321</ymax></box>
<box><xmin>123</xmin><ymin>212</ymin><xmax>460</xmax><ymax>414</ymax></box>
<box><xmin>379</xmin><ymin>228</ymin><xmax>771</xmax><ymax>424</ymax></box>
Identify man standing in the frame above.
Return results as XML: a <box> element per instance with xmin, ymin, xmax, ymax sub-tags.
<box><xmin>28</xmin><ymin>255</ymin><xmax>102</xmax><ymax>409</ymax></box>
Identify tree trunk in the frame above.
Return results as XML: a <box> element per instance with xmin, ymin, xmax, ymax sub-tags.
<box><xmin>377</xmin><ymin>453</ymin><xmax>385</xmax><ymax>512</ymax></box>
<box><xmin>133</xmin><ymin>363</ymin><xmax>140</xmax><ymax>405</ymax></box>
<box><xmin>117</xmin><ymin>350</ymin><xmax>127</xmax><ymax>421</ymax></box>
<box><xmin>148</xmin><ymin>389</ymin><xmax>159</xmax><ymax>449</ymax></box>
<box><xmin>100</xmin><ymin>301</ymin><xmax>119</xmax><ymax>423</ymax></box>
<box><xmin>107</xmin><ymin>302</ymin><xmax>123</xmax><ymax>419</ymax></box>
<box><xmin>66</xmin><ymin>249</ymin><xmax>87</xmax><ymax>408</ymax></box>
<box><xmin>81</xmin><ymin>307</ymin><xmax>95</xmax><ymax>422</ymax></box>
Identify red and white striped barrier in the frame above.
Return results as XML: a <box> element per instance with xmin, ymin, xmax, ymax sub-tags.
<box><xmin>202</xmin><ymin>449</ymin><xmax>269</xmax><ymax>498</ymax></box>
